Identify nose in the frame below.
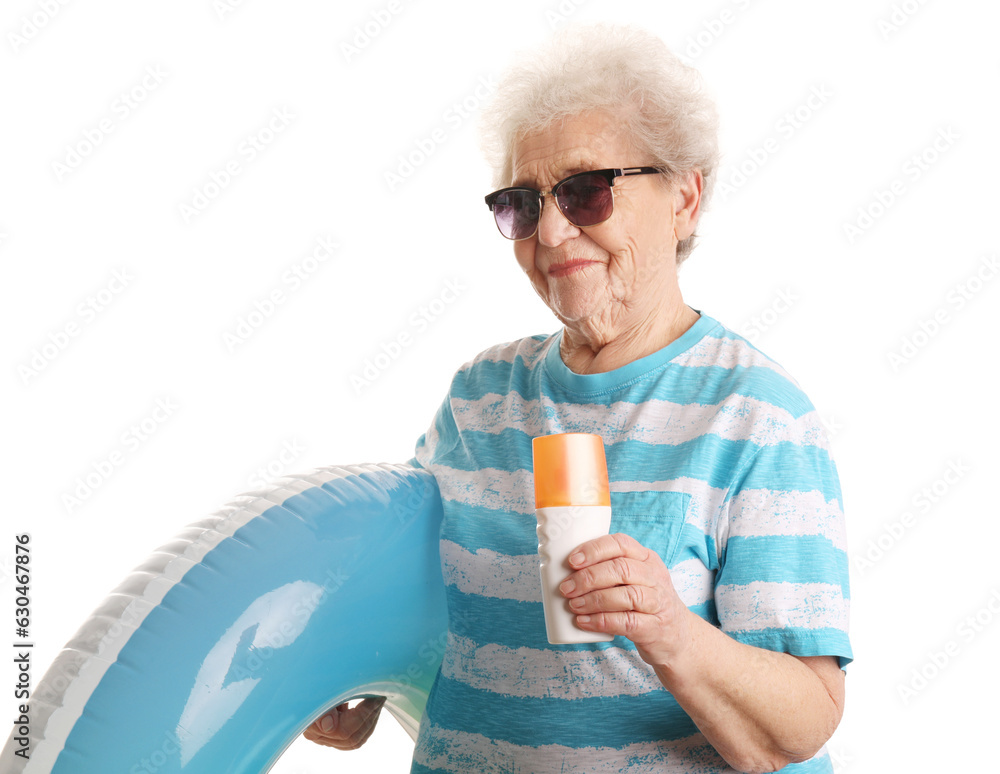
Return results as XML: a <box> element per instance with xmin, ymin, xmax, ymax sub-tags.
<box><xmin>536</xmin><ymin>194</ymin><xmax>581</xmax><ymax>247</ymax></box>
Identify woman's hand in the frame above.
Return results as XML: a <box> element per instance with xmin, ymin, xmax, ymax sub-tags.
<box><xmin>302</xmin><ymin>697</ymin><xmax>386</xmax><ymax>750</ymax></box>
<box><xmin>559</xmin><ymin>532</ymin><xmax>694</xmax><ymax>668</ymax></box>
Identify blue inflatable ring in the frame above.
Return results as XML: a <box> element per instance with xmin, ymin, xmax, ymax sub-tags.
<box><xmin>2</xmin><ymin>463</ymin><xmax>448</xmax><ymax>773</ymax></box>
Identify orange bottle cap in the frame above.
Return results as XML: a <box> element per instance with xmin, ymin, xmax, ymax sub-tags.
<box><xmin>532</xmin><ymin>433</ymin><xmax>610</xmax><ymax>508</ymax></box>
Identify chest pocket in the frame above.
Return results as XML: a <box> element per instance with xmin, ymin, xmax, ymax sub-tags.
<box><xmin>609</xmin><ymin>490</ymin><xmax>690</xmax><ymax>569</ymax></box>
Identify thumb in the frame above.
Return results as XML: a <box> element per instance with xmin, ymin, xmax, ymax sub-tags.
<box><xmin>319</xmin><ymin>709</ymin><xmax>340</xmax><ymax>733</ymax></box>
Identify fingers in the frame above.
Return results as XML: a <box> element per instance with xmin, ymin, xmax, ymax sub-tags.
<box><xmin>302</xmin><ymin>697</ymin><xmax>386</xmax><ymax>750</ymax></box>
<box><xmin>331</xmin><ymin>697</ymin><xmax>384</xmax><ymax>748</ymax></box>
<box><xmin>574</xmin><ymin>610</ymin><xmax>650</xmax><ymax>638</ymax></box>
<box><xmin>568</xmin><ymin>532</ymin><xmax>650</xmax><ymax>570</ymax></box>
<box><xmin>561</xmin><ymin>547</ymin><xmax>665</xmax><ymax>603</ymax></box>
<box><xmin>560</xmin><ymin>534</ymin><xmax>694</xmax><ymax>663</ymax></box>
<box><xmin>565</xmin><ymin>581</ymin><xmax>658</xmax><ymax>615</ymax></box>
<box><xmin>559</xmin><ymin>533</ymin><xmax>677</xmax><ymax>636</ymax></box>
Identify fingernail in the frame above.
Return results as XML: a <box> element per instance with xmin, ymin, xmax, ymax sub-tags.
<box><xmin>577</xmin><ymin>615</ymin><xmax>591</xmax><ymax>624</ymax></box>
<box><xmin>569</xmin><ymin>552</ymin><xmax>585</xmax><ymax>566</ymax></box>
<box><xmin>559</xmin><ymin>579</ymin><xmax>575</xmax><ymax>594</ymax></box>
<box><xmin>320</xmin><ymin>714</ymin><xmax>336</xmax><ymax>733</ymax></box>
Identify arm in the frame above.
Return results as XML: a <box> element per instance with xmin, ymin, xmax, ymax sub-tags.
<box><xmin>659</xmin><ymin>625</ymin><xmax>844</xmax><ymax>771</ymax></box>
<box><xmin>560</xmin><ymin>534</ymin><xmax>845</xmax><ymax>773</ymax></box>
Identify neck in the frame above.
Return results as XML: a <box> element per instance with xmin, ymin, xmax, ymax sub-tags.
<box><xmin>559</xmin><ymin>301</ymin><xmax>699</xmax><ymax>375</ymax></box>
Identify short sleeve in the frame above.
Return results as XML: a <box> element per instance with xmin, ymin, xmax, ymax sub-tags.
<box><xmin>410</xmin><ymin>389</ymin><xmax>461</xmax><ymax>472</ymax></box>
<box><xmin>714</xmin><ymin>424</ymin><xmax>853</xmax><ymax>670</ymax></box>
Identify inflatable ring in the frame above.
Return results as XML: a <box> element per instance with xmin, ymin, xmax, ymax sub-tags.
<box><xmin>2</xmin><ymin>463</ymin><xmax>448</xmax><ymax>773</ymax></box>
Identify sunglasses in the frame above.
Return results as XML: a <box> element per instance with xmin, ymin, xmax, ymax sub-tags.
<box><xmin>484</xmin><ymin>166</ymin><xmax>663</xmax><ymax>240</ymax></box>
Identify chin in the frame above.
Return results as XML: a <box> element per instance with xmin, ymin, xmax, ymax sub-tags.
<box><xmin>548</xmin><ymin>294</ymin><xmax>607</xmax><ymax>327</ymax></box>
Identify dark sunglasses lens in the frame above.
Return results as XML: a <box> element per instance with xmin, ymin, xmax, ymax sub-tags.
<box><xmin>557</xmin><ymin>174</ymin><xmax>613</xmax><ymax>227</ymax></box>
<box><xmin>493</xmin><ymin>190</ymin><xmax>540</xmax><ymax>240</ymax></box>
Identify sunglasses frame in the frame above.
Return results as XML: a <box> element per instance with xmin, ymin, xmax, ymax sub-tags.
<box><xmin>484</xmin><ymin>166</ymin><xmax>664</xmax><ymax>240</ymax></box>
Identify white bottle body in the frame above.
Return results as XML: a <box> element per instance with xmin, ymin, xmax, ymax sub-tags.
<box><xmin>536</xmin><ymin>504</ymin><xmax>614</xmax><ymax>644</ymax></box>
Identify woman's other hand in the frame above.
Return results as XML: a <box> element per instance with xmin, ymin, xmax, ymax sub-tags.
<box><xmin>302</xmin><ymin>697</ymin><xmax>386</xmax><ymax>750</ymax></box>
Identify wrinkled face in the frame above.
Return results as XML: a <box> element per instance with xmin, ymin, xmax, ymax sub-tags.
<box><xmin>510</xmin><ymin>111</ymin><xmax>684</xmax><ymax>334</ymax></box>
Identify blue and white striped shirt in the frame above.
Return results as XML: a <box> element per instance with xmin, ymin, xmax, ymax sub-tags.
<box><xmin>409</xmin><ymin>313</ymin><xmax>852</xmax><ymax>773</ymax></box>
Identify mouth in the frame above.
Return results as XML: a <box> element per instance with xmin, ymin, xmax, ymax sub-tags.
<box><xmin>547</xmin><ymin>259</ymin><xmax>599</xmax><ymax>277</ymax></box>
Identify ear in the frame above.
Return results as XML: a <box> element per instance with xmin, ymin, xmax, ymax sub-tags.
<box><xmin>672</xmin><ymin>169</ymin><xmax>704</xmax><ymax>242</ymax></box>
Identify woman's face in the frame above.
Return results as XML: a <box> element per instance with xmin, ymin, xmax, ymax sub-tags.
<box><xmin>510</xmin><ymin>112</ymin><xmax>700</xmax><ymax>342</ymax></box>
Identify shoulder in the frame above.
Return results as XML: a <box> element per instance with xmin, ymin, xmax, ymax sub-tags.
<box><xmin>675</xmin><ymin>315</ymin><xmax>818</xmax><ymax>421</ymax></box>
<box><xmin>450</xmin><ymin>332</ymin><xmax>556</xmax><ymax>387</ymax></box>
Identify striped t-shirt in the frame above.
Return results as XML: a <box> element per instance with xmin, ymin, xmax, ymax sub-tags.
<box><xmin>408</xmin><ymin>313</ymin><xmax>852</xmax><ymax>773</ymax></box>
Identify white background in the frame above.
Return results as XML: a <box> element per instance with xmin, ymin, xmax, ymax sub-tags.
<box><xmin>2</xmin><ymin>0</ymin><xmax>998</xmax><ymax>771</ymax></box>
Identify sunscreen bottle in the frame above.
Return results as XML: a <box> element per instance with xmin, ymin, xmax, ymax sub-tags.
<box><xmin>532</xmin><ymin>432</ymin><xmax>614</xmax><ymax>644</ymax></box>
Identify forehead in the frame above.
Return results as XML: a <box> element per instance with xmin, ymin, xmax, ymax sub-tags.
<box><xmin>510</xmin><ymin>111</ymin><xmax>633</xmax><ymax>187</ymax></box>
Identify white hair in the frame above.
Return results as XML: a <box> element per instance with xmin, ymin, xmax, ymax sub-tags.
<box><xmin>479</xmin><ymin>23</ymin><xmax>720</xmax><ymax>264</ymax></box>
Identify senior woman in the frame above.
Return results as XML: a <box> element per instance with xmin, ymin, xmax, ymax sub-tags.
<box><xmin>306</xmin><ymin>23</ymin><xmax>851</xmax><ymax>774</ymax></box>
